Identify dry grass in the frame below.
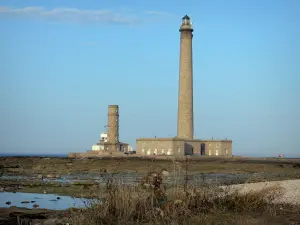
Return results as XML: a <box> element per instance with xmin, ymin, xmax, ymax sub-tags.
<box><xmin>67</xmin><ymin>170</ymin><xmax>300</xmax><ymax>225</ymax></box>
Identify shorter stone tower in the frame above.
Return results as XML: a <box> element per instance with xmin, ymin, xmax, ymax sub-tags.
<box><xmin>107</xmin><ymin>105</ymin><xmax>119</xmax><ymax>151</ymax></box>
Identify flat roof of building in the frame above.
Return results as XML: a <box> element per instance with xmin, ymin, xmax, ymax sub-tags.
<box><xmin>136</xmin><ymin>137</ymin><xmax>232</xmax><ymax>142</ymax></box>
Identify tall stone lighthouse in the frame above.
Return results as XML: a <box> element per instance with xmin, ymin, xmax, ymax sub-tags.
<box><xmin>177</xmin><ymin>15</ymin><xmax>194</xmax><ymax>139</ymax></box>
<box><xmin>136</xmin><ymin>15</ymin><xmax>233</xmax><ymax>157</ymax></box>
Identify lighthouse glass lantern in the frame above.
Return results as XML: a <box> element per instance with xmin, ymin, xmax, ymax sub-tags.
<box><xmin>182</xmin><ymin>15</ymin><xmax>191</xmax><ymax>25</ymax></box>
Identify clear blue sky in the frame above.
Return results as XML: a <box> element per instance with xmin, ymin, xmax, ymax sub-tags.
<box><xmin>0</xmin><ymin>0</ymin><xmax>299</xmax><ymax>157</ymax></box>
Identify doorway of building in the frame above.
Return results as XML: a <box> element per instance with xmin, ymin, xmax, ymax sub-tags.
<box><xmin>200</xmin><ymin>143</ymin><xmax>206</xmax><ymax>155</ymax></box>
<box><xmin>184</xmin><ymin>143</ymin><xmax>194</xmax><ymax>155</ymax></box>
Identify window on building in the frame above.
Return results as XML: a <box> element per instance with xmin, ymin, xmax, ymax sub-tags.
<box><xmin>117</xmin><ymin>147</ymin><xmax>119</xmax><ymax>151</ymax></box>
<box><xmin>209</xmin><ymin>149</ymin><xmax>212</xmax><ymax>156</ymax></box>
<box><xmin>225</xmin><ymin>149</ymin><xmax>228</xmax><ymax>155</ymax></box>
<box><xmin>147</xmin><ymin>149</ymin><xmax>151</xmax><ymax>155</ymax></box>
<box><xmin>215</xmin><ymin>149</ymin><xmax>219</xmax><ymax>156</ymax></box>
<box><xmin>177</xmin><ymin>147</ymin><xmax>180</xmax><ymax>153</ymax></box>
<box><xmin>209</xmin><ymin>144</ymin><xmax>211</xmax><ymax>146</ymax></box>
<box><xmin>116</xmin><ymin>109</ymin><xmax>118</xmax><ymax>113</ymax></box>
<box><xmin>116</xmin><ymin>119</ymin><xmax>118</xmax><ymax>122</ymax></box>
<box><xmin>161</xmin><ymin>149</ymin><xmax>165</xmax><ymax>154</ymax></box>
<box><xmin>154</xmin><ymin>149</ymin><xmax>157</xmax><ymax>155</ymax></box>
<box><xmin>142</xmin><ymin>149</ymin><xmax>145</xmax><ymax>153</ymax></box>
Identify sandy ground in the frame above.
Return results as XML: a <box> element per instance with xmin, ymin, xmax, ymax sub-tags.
<box><xmin>224</xmin><ymin>179</ymin><xmax>300</xmax><ymax>205</ymax></box>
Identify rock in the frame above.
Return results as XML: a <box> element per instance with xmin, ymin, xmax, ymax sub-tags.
<box><xmin>4</xmin><ymin>187</ymin><xmax>11</xmax><ymax>192</ymax></box>
<box><xmin>46</xmin><ymin>174</ymin><xmax>54</xmax><ymax>178</ymax></box>
<box><xmin>33</xmin><ymin>204</ymin><xmax>39</xmax><ymax>208</ymax></box>
<box><xmin>6</xmin><ymin>201</ymin><xmax>11</xmax><ymax>205</ymax></box>
<box><xmin>37</xmin><ymin>174</ymin><xmax>43</xmax><ymax>179</ymax></box>
<box><xmin>31</xmin><ymin>219</ymin><xmax>42</xmax><ymax>225</ymax></box>
<box><xmin>21</xmin><ymin>201</ymin><xmax>30</xmax><ymax>204</ymax></box>
<box><xmin>31</xmin><ymin>201</ymin><xmax>36</xmax><ymax>203</ymax></box>
<box><xmin>161</xmin><ymin>170</ymin><xmax>170</xmax><ymax>176</ymax></box>
<box><xmin>56</xmin><ymin>197</ymin><xmax>61</xmax><ymax>200</ymax></box>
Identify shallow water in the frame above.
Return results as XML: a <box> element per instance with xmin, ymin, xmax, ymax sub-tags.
<box><xmin>0</xmin><ymin>192</ymin><xmax>95</xmax><ymax>210</ymax></box>
<box><xmin>0</xmin><ymin>172</ymin><xmax>284</xmax><ymax>186</ymax></box>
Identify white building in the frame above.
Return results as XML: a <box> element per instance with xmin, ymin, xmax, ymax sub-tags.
<box><xmin>91</xmin><ymin>132</ymin><xmax>107</xmax><ymax>151</ymax></box>
<box><xmin>90</xmin><ymin>132</ymin><xmax>134</xmax><ymax>153</ymax></box>
<box><xmin>100</xmin><ymin>132</ymin><xmax>108</xmax><ymax>143</ymax></box>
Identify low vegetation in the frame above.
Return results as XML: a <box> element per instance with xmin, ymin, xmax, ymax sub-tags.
<box><xmin>1</xmin><ymin>156</ymin><xmax>300</xmax><ymax>175</ymax></box>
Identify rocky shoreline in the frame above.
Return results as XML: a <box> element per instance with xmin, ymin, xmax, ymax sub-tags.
<box><xmin>0</xmin><ymin>206</ymin><xmax>71</xmax><ymax>225</ymax></box>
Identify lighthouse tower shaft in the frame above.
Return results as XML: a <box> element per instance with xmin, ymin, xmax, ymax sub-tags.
<box><xmin>107</xmin><ymin>105</ymin><xmax>119</xmax><ymax>151</ymax></box>
<box><xmin>177</xmin><ymin>15</ymin><xmax>194</xmax><ymax>139</ymax></box>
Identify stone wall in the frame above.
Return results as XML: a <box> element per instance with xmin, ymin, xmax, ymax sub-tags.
<box><xmin>136</xmin><ymin>138</ymin><xmax>186</xmax><ymax>156</ymax></box>
<box><xmin>188</xmin><ymin>140</ymin><xmax>232</xmax><ymax>156</ymax></box>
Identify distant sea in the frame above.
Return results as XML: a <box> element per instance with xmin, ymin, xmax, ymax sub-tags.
<box><xmin>0</xmin><ymin>153</ymin><xmax>299</xmax><ymax>158</ymax></box>
<box><xmin>0</xmin><ymin>153</ymin><xmax>68</xmax><ymax>157</ymax></box>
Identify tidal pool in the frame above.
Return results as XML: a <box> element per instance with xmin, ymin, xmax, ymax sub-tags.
<box><xmin>0</xmin><ymin>192</ymin><xmax>96</xmax><ymax>210</ymax></box>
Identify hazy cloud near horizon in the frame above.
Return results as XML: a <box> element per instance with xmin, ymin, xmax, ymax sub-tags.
<box><xmin>0</xmin><ymin>6</ymin><xmax>173</xmax><ymax>25</ymax></box>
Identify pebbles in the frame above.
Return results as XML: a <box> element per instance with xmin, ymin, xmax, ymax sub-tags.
<box><xmin>33</xmin><ymin>204</ymin><xmax>39</xmax><ymax>208</ymax></box>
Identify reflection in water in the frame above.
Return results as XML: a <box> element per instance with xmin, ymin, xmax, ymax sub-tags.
<box><xmin>0</xmin><ymin>192</ymin><xmax>95</xmax><ymax>210</ymax></box>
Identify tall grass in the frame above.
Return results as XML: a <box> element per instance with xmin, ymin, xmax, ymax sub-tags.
<box><xmin>67</xmin><ymin>166</ymin><xmax>300</xmax><ymax>225</ymax></box>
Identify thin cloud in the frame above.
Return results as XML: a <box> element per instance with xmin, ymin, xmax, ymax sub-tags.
<box><xmin>0</xmin><ymin>6</ymin><xmax>173</xmax><ymax>25</ymax></box>
<box><xmin>144</xmin><ymin>10</ymin><xmax>173</xmax><ymax>17</ymax></box>
<box><xmin>0</xmin><ymin>6</ymin><xmax>137</xmax><ymax>25</ymax></box>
